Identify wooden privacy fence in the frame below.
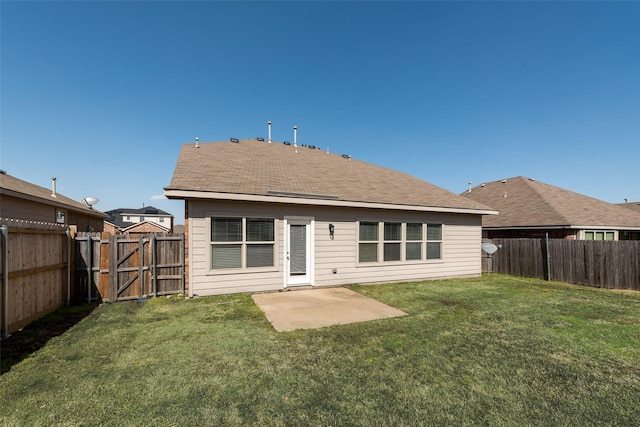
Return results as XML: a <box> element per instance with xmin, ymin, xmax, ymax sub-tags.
<box><xmin>488</xmin><ymin>238</ymin><xmax>640</xmax><ymax>291</ymax></box>
<box><xmin>1</xmin><ymin>223</ymin><xmax>71</xmax><ymax>337</ymax></box>
<box><xmin>74</xmin><ymin>233</ymin><xmax>185</xmax><ymax>302</ymax></box>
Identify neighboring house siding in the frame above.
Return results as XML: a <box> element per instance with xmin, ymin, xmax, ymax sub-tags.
<box><xmin>0</xmin><ymin>194</ymin><xmax>103</xmax><ymax>231</ymax></box>
<box><xmin>188</xmin><ymin>200</ymin><xmax>482</xmax><ymax>296</ymax></box>
<box><xmin>1</xmin><ymin>195</ymin><xmax>60</xmax><ymax>223</ymax></box>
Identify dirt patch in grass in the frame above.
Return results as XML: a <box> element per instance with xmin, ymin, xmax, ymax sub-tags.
<box><xmin>1</xmin><ymin>302</ymin><xmax>99</xmax><ymax>373</ymax></box>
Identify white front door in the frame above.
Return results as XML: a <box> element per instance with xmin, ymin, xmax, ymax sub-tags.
<box><xmin>285</xmin><ymin>218</ymin><xmax>314</xmax><ymax>287</ymax></box>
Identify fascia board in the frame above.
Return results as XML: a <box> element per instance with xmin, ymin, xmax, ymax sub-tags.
<box><xmin>164</xmin><ymin>189</ymin><xmax>498</xmax><ymax>216</ymax></box>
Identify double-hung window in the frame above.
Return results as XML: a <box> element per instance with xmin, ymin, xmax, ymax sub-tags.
<box><xmin>426</xmin><ymin>224</ymin><xmax>442</xmax><ymax>260</ymax></box>
<box><xmin>211</xmin><ymin>217</ymin><xmax>275</xmax><ymax>269</ymax></box>
<box><xmin>383</xmin><ymin>222</ymin><xmax>402</xmax><ymax>261</ymax></box>
<box><xmin>358</xmin><ymin>221</ymin><xmax>379</xmax><ymax>263</ymax></box>
<box><xmin>406</xmin><ymin>223</ymin><xmax>423</xmax><ymax>260</ymax></box>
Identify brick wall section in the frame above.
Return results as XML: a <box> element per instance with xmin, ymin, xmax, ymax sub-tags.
<box><xmin>126</xmin><ymin>222</ymin><xmax>170</xmax><ymax>234</ymax></box>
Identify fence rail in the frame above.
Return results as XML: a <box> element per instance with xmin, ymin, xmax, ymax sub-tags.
<box><xmin>1</xmin><ymin>224</ymin><xmax>71</xmax><ymax>337</ymax></box>
<box><xmin>488</xmin><ymin>238</ymin><xmax>640</xmax><ymax>291</ymax></box>
<box><xmin>75</xmin><ymin>233</ymin><xmax>185</xmax><ymax>303</ymax></box>
<box><xmin>1</xmin><ymin>228</ymin><xmax>185</xmax><ymax>337</ymax></box>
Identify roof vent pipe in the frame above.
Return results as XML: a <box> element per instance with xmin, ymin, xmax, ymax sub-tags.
<box><xmin>267</xmin><ymin>121</ymin><xmax>272</xmax><ymax>143</ymax></box>
<box><xmin>195</xmin><ymin>137</ymin><xmax>199</xmax><ymax>148</ymax></box>
<box><xmin>467</xmin><ymin>181</ymin><xmax>472</xmax><ymax>193</ymax></box>
<box><xmin>293</xmin><ymin>125</ymin><xmax>297</xmax><ymax>147</ymax></box>
<box><xmin>51</xmin><ymin>177</ymin><xmax>57</xmax><ymax>198</ymax></box>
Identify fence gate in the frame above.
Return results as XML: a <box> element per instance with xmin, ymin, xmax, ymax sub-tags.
<box><xmin>75</xmin><ymin>233</ymin><xmax>184</xmax><ymax>302</ymax></box>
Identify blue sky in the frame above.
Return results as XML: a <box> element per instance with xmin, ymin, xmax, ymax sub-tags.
<box><xmin>2</xmin><ymin>1</ymin><xmax>639</xmax><ymax>224</ymax></box>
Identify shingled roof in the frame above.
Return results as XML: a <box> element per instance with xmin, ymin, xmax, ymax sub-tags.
<box><xmin>618</xmin><ymin>201</ymin><xmax>640</xmax><ymax>213</ymax></box>
<box><xmin>0</xmin><ymin>171</ymin><xmax>106</xmax><ymax>218</ymax></box>
<box><xmin>461</xmin><ymin>176</ymin><xmax>640</xmax><ymax>229</ymax></box>
<box><xmin>164</xmin><ymin>139</ymin><xmax>495</xmax><ymax>214</ymax></box>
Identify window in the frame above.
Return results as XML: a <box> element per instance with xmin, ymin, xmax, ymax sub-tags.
<box><xmin>584</xmin><ymin>230</ymin><xmax>615</xmax><ymax>241</ymax></box>
<box><xmin>211</xmin><ymin>217</ymin><xmax>275</xmax><ymax>269</ymax></box>
<box><xmin>406</xmin><ymin>223</ymin><xmax>422</xmax><ymax>260</ymax></box>
<box><xmin>140</xmin><ymin>216</ymin><xmax>145</xmax><ymax>221</ymax></box>
<box><xmin>384</xmin><ymin>222</ymin><xmax>401</xmax><ymax>261</ymax></box>
<box><xmin>56</xmin><ymin>210</ymin><xmax>65</xmax><ymax>224</ymax></box>
<box><xmin>159</xmin><ymin>217</ymin><xmax>165</xmax><ymax>223</ymax></box>
<box><xmin>359</xmin><ymin>222</ymin><xmax>379</xmax><ymax>263</ymax></box>
<box><xmin>358</xmin><ymin>220</ymin><xmax>443</xmax><ymax>263</ymax></box>
<box><xmin>426</xmin><ymin>224</ymin><xmax>442</xmax><ymax>259</ymax></box>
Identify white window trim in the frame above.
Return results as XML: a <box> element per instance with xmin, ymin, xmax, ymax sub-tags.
<box><xmin>581</xmin><ymin>230</ymin><xmax>617</xmax><ymax>241</ymax></box>
<box><xmin>208</xmin><ymin>216</ymin><xmax>278</xmax><ymax>274</ymax></box>
<box><xmin>356</xmin><ymin>220</ymin><xmax>444</xmax><ymax>266</ymax></box>
<box><xmin>283</xmin><ymin>216</ymin><xmax>315</xmax><ymax>288</ymax></box>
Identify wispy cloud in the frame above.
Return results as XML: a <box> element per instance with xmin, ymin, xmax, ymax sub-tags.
<box><xmin>151</xmin><ymin>195</ymin><xmax>166</xmax><ymax>201</ymax></box>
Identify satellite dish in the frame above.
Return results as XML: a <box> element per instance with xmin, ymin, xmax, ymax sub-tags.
<box><xmin>481</xmin><ymin>242</ymin><xmax>499</xmax><ymax>255</ymax></box>
<box><xmin>83</xmin><ymin>197</ymin><xmax>99</xmax><ymax>208</ymax></box>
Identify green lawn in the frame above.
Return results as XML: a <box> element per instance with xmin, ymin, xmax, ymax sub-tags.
<box><xmin>1</xmin><ymin>275</ymin><xmax>639</xmax><ymax>426</ymax></box>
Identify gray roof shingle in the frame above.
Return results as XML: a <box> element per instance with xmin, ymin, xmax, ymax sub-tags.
<box><xmin>165</xmin><ymin>139</ymin><xmax>494</xmax><ymax>212</ymax></box>
<box><xmin>462</xmin><ymin>176</ymin><xmax>640</xmax><ymax>228</ymax></box>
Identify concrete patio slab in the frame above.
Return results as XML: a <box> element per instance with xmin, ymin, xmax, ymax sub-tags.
<box><xmin>252</xmin><ymin>287</ymin><xmax>407</xmax><ymax>332</ymax></box>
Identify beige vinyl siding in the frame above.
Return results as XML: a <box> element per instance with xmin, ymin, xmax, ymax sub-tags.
<box><xmin>187</xmin><ymin>200</ymin><xmax>483</xmax><ymax>296</ymax></box>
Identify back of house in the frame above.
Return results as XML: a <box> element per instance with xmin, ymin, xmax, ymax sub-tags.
<box><xmin>165</xmin><ymin>138</ymin><xmax>496</xmax><ymax>296</ymax></box>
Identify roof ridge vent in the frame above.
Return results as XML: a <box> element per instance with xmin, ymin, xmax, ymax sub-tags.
<box><xmin>341</xmin><ymin>154</ymin><xmax>352</xmax><ymax>162</ymax></box>
<box><xmin>230</xmin><ymin>138</ymin><xmax>239</xmax><ymax>143</ymax></box>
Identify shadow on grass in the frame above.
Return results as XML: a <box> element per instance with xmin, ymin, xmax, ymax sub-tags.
<box><xmin>1</xmin><ymin>302</ymin><xmax>99</xmax><ymax>374</ymax></box>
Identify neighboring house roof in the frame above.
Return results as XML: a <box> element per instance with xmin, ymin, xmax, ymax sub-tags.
<box><xmin>105</xmin><ymin>206</ymin><xmax>172</xmax><ymax>229</ymax></box>
<box><xmin>618</xmin><ymin>201</ymin><xmax>640</xmax><ymax>212</ymax></box>
<box><xmin>461</xmin><ymin>176</ymin><xmax>640</xmax><ymax>230</ymax></box>
<box><xmin>164</xmin><ymin>139</ymin><xmax>496</xmax><ymax>214</ymax></box>
<box><xmin>0</xmin><ymin>171</ymin><xmax>106</xmax><ymax>218</ymax></box>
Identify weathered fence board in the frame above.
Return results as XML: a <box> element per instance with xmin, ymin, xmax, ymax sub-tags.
<box><xmin>75</xmin><ymin>233</ymin><xmax>184</xmax><ymax>303</ymax></box>
<box><xmin>490</xmin><ymin>238</ymin><xmax>640</xmax><ymax>291</ymax></box>
<box><xmin>1</xmin><ymin>224</ymin><xmax>70</xmax><ymax>337</ymax></box>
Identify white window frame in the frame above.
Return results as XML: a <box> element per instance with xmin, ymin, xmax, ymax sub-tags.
<box><xmin>357</xmin><ymin>220</ymin><xmax>444</xmax><ymax>265</ymax></box>
<box><xmin>426</xmin><ymin>223</ymin><xmax>443</xmax><ymax>260</ymax></box>
<box><xmin>582</xmin><ymin>230</ymin><xmax>617</xmax><ymax>241</ymax></box>
<box><xmin>209</xmin><ymin>216</ymin><xmax>277</xmax><ymax>273</ymax></box>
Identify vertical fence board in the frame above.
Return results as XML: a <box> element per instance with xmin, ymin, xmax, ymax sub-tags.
<box><xmin>491</xmin><ymin>238</ymin><xmax>640</xmax><ymax>291</ymax></box>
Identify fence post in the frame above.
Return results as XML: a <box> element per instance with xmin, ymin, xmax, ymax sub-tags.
<box><xmin>87</xmin><ymin>235</ymin><xmax>93</xmax><ymax>303</ymax></box>
<box><xmin>545</xmin><ymin>233</ymin><xmax>552</xmax><ymax>281</ymax></box>
<box><xmin>66</xmin><ymin>228</ymin><xmax>71</xmax><ymax>306</ymax></box>
<box><xmin>138</xmin><ymin>236</ymin><xmax>145</xmax><ymax>298</ymax></box>
<box><xmin>1</xmin><ymin>225</ymin><xmax>8</xmax><ymax>338</ymax></box>
<box><xmin>152</xmin><ymin>234</ymin><xmax>157</xmax><ymax>298</ymax></box>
